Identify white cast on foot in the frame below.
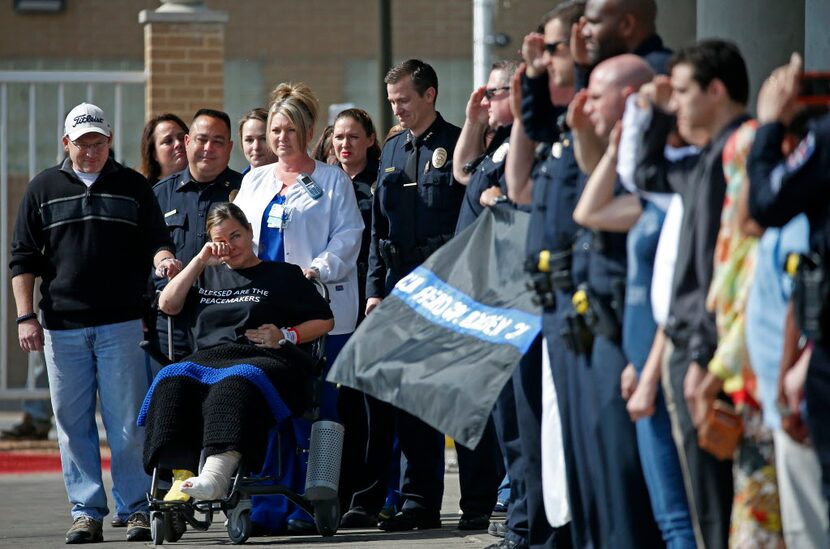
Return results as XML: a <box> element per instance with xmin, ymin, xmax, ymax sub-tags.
<box><xmin>180</xmin><ymin>450</ymin><xmax>241</xmax><ymax>500</ymax></box>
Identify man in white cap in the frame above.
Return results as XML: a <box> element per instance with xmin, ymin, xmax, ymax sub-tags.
<box><xmin>9</xmin><ymin>103</ymin><xmax>179</xmax><ymax>544</ymax></box>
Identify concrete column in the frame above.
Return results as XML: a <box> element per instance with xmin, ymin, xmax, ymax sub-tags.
<box><xmin>805</xmin><ymin>0</ymin><xmax>830</xmax><ymax>71</ymax></box>
<box><xmin>139</xmin><ymin>0</ymin><xmax>228</xmax><ymax>120</ymax></box>
<box><xmin>697</xmin><ymin>0</ymin><xmax>804</xmax><ymax>109</ymax></box>
<box><xmin>655</xmin><ymin>0</ymin><xmax>696</xmax><ymax>52</ymax></box>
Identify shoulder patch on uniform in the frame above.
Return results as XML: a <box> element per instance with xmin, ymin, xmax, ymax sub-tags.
<box><xmin>786</xmin><ymin>131</ymin><xmax>816</xmax><ymax>172</ymax></box>
<box><xmin>491</xmin><ymin>142</ymin><xmax>509</xmax><ymax>164</ymax></box>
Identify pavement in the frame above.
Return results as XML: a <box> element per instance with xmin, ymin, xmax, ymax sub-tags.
<box><xmin>0</xmin><ymin>412</ymin><xmax>502</xmax><ymax>548</ymax></box>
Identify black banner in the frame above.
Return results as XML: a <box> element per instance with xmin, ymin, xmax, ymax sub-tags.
<box><xmin>328</xmin><ymin>206</ymin><xmax>540</xmax><ymax>448</ymax></box>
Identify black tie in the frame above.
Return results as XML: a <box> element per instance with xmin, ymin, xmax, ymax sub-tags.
<box><xmin>404</xmin><ymin>133</ymin><xmax>420</xmax><ymax>184</ymax></box>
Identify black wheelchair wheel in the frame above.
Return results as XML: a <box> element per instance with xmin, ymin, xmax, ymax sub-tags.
<box><xmin>164</xmin><ymin>510</ymin><xmax>187</xmax><ymax>543</ymax></box>
<box><xmin>313</xmin><ymin>498</ymin><xmax>340</xmax><ymax>537</ymax></box>
<box><xmin>227</xmin><ymin>508</ymin><xmax>251</xmax><ymax>544</ymax></box>
<box><xmin>151</xmin><ymin>511</ymin><xmax>165</xmax><ymax>545</ymax></box>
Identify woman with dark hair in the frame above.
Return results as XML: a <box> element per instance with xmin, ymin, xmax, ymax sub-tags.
<box><xmin>329</xmin><ymin>108</ymin><xmax>392</xmax><ymax>527</ymax></box>
<box><xmin>139</xmin><ymin>114</ymin><xmax>188</xmax><ymax>185</ymax></box>
<box><xmin>331</xmin><ymin>108</ymin><xmax>379</xmax><ymax>320</ymax></box>
<box><xmin>140</xmin><ymin>202</ymin><xmax>333</xmax><ymax>502</ymax></box>
<box><xmin>239</xmin><ymin>108</ymin><xmax>277</xmax><ymax>173</ymax></box>
<box><xmin>311</xmin><ymin>124</ymin><xmax>337</xmax><ymax>165</ymax></box>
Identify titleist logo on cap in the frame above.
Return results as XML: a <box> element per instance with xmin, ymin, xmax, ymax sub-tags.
<box><xmin>72</xmin><ymin>114</ymin><xmax>105</xmax><ymax>127</ymax></box>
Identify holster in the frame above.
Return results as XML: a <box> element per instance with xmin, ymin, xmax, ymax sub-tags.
<box><xmin>573</xmin><ymin>283</ymin><xmax>623</xmax><ymax>344</ymax></box>
<box><xmin>525</xmin><ymin>249</ymin><xmax>574</xmax><ymax>308</ymax></box>
<box><xmin>379</xmin><ymin>239</ymin><xmax>402</xmax><ymax>272</ymax></box>
<box><xmin>793</xmin><ymin>252</ymin><xmax>830</xmax><ymax>342</ymax></box>
<box><xmin>560</xmin><ymin>310</ymin><xmax>594</xmax><ymax>356</ymax></box>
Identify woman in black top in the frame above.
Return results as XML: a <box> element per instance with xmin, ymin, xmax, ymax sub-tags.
<box><xmin>139</xmin><ymin>203</ymin><xmax>333</xmax><ymax>501</ymax></box>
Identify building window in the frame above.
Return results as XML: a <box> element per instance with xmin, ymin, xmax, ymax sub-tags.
<box><xmin>14</xmin><ymin>0</ymin><xmax>66</xmax><ymax>13</ymax></box>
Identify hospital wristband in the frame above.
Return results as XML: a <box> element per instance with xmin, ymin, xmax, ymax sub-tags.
<box><xmin>280</xmin><ymin>327</ymin><xmax>299</xmax><ymax>345</ymax></box>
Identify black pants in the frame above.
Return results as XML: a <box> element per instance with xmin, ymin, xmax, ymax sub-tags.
<box><xmin>397</xmin><ymin>408</ymin><xmax>445</xmax><ymax>512</ymax></box>
<box><xmin>805</xmin><ymin>340</ymin><xmax>830</xmax><ymax>529</ymax></box>
<box><xmin>455</xmin><ymin>416</ymin><xmax>504</xmax><ymax>516</ymax></box>
<box><xmin>664</xmin><ymin>342</ymin><xmax>732</xmax><ymax>549</ymax></box>
<box><xmin>491</xmin><ymin>377</ymin><xmax>530</xmax><ymax>544</ymax></box>
<box><xmin>589</xmin><ymin>335</ymin><xmax>661</xmax><ymax>549</ymax></box>
<box><xmin>337</xmin><ymin>387</ymin><xmax>395</xmax><ymax>514</ymax></box>
<box><xmin>544</xmin><ymin>306</ymin><xmax>602</xmax><ymax>549</ymax></box>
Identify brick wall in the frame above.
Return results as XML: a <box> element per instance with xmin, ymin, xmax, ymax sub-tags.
<box><xmin>144</xmin><ymin>22</ymin><xmax>225</xmax><ymax>117</ymax></box>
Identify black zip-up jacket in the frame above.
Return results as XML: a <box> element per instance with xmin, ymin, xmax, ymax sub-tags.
<box><xmin>10</xmin><ymin>157</ymin><xmax>174</xmax><ymax>329</ymax></box>
<box><xmin>634</xmin><ymin>109</ymin><xmax>750</xmax><ymax>365</ymax></box>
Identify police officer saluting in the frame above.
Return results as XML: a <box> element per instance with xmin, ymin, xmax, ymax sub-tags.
<box><xmin>748</xmin><ymin>53</ymin><xmax>830</xmax><ymax>527</ymax></box>
<box><xmin>366</xmin><ymin>58</ymin><xmax>463</xmax><ymax>531</ymax></box>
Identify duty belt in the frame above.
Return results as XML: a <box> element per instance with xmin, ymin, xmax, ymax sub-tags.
<box><xmin>379</xmin><ymin>234</ymin><xmax>454</xmax><ymax>272</ymax></box>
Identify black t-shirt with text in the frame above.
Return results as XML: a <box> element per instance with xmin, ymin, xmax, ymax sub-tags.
<box><xmin>192</xmin><ymin>261</ymin><xmax>333</xmax><ymax>351</ymax></box>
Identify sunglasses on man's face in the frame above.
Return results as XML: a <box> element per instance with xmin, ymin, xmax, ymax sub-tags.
<box><xmin>544</xmin><ymin>40</ymin><xmax>568</xmax><ymax>54</ymax></box>
<box><xmin>484</xmin><ymin>86</ymin><xmax>510</xmax><ymax>100</ymax></box>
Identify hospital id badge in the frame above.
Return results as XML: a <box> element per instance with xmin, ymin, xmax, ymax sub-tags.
<box><xmin>267</xmin><ymin>203</ymin><xmax>286</xmax><ymax>229</ymax></box>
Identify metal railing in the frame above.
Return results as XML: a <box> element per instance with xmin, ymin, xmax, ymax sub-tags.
<box><xmin>0</xmin><ymin>70</ymin><xmax>146</xmax><ymax>399</ymax></box>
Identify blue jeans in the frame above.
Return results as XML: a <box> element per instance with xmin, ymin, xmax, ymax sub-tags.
<box><xmin>44</xmin><ymin>319</ymin><xmax>151</xmax><ymax>522</ymax></box>
<box><xmin>635</xmin><ymin>390</ymin><xmax>697</xmax><ymax>549</ymax></box>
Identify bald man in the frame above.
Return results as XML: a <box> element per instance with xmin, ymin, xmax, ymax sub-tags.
<box><xmin>564</xmin><ymin>53</ymin><xmax>664</xmax><ymax>549</ymax></box>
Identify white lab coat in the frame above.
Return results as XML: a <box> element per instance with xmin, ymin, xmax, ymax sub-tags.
<box><xmin>234</xmin><ymin>160</ymin><xmax>364</xmax><ymax>335</ymax></box>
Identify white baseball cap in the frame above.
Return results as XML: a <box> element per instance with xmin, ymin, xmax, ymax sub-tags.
<box><xmin>64</xmin><ymin>103</ymin><xmax>111</xmax><ymax>141</ymax></box>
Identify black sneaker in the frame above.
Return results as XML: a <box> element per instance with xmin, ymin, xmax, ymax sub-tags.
<box><xmin>458</xmin><ymin>513</ymin><xmax>490</xmax><ymax>530</ymax></box>
<box><xmin>65</xmin><ymin>516</ymin><xmax>103</xmax><ymax>544</ymax></box>
<box><xmin>378</xmin><ymin>508</ymin><xmax>441</xmax><ymax>531</ymax></box>
<box><xmin>110</xmin><ymin>516</ymin><xmax>126</xmax><ymax>528</ymax></box>
<box><xmin>1</xmin><ymin>413</ymin><xmax>51</xmax><ymax>441</ymax></box>
<box><xmin>340</xmin><ymin>508</ymin><xmax>379</xmax><ymax>528</ymax></box>
<box><xmin>125</xmin><ymin>512</ymin><xmax>151</xmax><ymax>542</ymax></box>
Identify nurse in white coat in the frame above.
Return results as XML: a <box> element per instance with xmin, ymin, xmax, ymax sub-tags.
<box><xmin>234</xmin><ymin>82</ymin><xmax>363</xmax><ymax>420</ymax></box>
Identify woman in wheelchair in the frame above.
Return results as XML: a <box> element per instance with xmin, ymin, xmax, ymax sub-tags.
<box><xmin>138</xmin><ymin>202</ymin><xmax>333</xmax><ymax>503</ymax></box>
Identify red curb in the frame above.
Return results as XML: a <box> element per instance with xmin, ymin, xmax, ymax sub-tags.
<box><xmin>0</xmin><ymin>452</ymin><xmax>111</xmax><ymax>474</ymax></box>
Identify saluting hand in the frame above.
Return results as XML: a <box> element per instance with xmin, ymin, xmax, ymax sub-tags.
<box><xmin>570</xmin><ymin>19</ymin><xmax>590</xmax><ymax>67</ymax></box>
<box><xmin>637</xmin><ymin>75</ymin><xmax>672</xmax><ymax>112</ymax></box>
<box><xmin>566</xmin><ymin>90</ymin><xmax>591</xmax><ymax>134</ymax></box>
<box><xmin>509</xmin><ymin>63</ymin><xmax>525</xmax><ymax>121</ymax></box>
<box><xmin>521</xmin><ymin>32</ymin><xmax>547</xmax><ymax>78</ymax></box>
<box><xmin>466</xmin><ymin>86</ymin><xmax>489</xmax><ymax>125</ymax></box>
<box><xmin>758</xmin><ymin>52</ymin><xmax>802</xmax><ymax>125</ymax></box>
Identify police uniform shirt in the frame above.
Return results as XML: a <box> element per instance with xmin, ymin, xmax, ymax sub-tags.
<box><xmin>455</xmin><ymin>125</ymin><xmax>512</xmax><ymax>234</ymax></box>
<box><xmin>367</xmin><ymin>113</ymin><xmax>463</xmax><ymax>297</ymax></box>
<box><xmin>152</xmin><ymin>166</ymin><xmax>243</xmax><ymax>276</ymax></box>
<box><xmin>151</xmin><ymin>166</ymin><xmax>243</xmax><ymax>357</ymax></box>
<box><xmin>526</xmin><ymin>131</ymin><xmax>583</xmax><ymax>263</ymax></box>
<box><xmin>749</xmin><ymin>113</ymin><xmax>830</xmax><ymax>252</ymax></box>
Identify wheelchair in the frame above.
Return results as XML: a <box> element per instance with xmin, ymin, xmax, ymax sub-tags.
<box><xmin>140</xmin><ymin>281</ymin><xmax>343</xmax><ymax>545</ymax></box>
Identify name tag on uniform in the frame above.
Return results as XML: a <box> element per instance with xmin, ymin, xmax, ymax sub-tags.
<box><xmin>384</xmin><ymin>167</ymin><xmax>395</xmax><ymax>173</ymax></box>
<box><xmin>164</xmin><ymin>209</ymin><xmax>177</xmax><ymax>218</ymax></box>
<box><xmin>403</xmin><ymin>182</ymin><xmax>417</xmax><ymax>187</ymax></box>
<box><xmin>266</xmin><ymin>203</ymin><xmax>291</xmax><ymax>229</ymax></box>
